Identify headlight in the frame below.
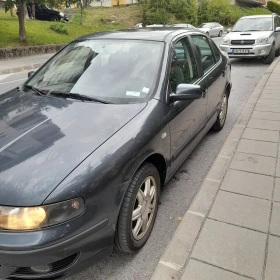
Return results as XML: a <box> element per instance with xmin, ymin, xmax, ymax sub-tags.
<box><xmin>0</xmin><ymin>198</ymin><xmax>84</xmax><ymax>231</ymax></box>
<box><xmin>223</xmin><ymin>36</ymin><xmax>231</xmax><ymax>45</ymax></box>
<box><xmin>59</xmin><ymin>12</ymin><xmax>65</xmax><ymax>17</ymax></box>
<box><xmin>256</xmin><ymin>37</ymin><xmax>270</xmax><ymax>45</ymax></box>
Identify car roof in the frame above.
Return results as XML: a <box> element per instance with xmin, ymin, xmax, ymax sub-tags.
<box><xmin>75</xmin><ymin>28</ymin><xmax>199</xmax><ymax>43</ymax></box>
<box><xmin>241</xmin><ymin>15</ymin><xmax>273</xmax><ymax>19</ymax></box>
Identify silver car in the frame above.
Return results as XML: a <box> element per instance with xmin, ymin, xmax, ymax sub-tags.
<box><xmin>198</xmin><ymin>22</ymin><xmax>224</xmax><ymax>37</ymax></box>
<box><xmin>220</xmin><ymin>14</ymin><xmax>280</xmax><ymax>64</ymax></box>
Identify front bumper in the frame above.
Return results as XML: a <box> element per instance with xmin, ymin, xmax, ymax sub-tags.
<box><xmin>220</xmin><ymin>43</ymin><xmax>272</xmax><ymax>58</ymax></box>
<box><xmin>0</xmin><ymin>219</ymin><xmax>113</xmax><ymax>279</ymax></box>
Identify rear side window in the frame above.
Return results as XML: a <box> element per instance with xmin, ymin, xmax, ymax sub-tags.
<box><xmin>209</xmin><ymin>40</ymin><xmax>221</xmax><ymax>62</ymax></box>
<box><xmin>191</xmin><ymin>35</ymin><xmax>215</xmax><ymax>74</ymax></box>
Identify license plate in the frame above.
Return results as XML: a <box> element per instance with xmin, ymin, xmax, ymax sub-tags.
<box><xmin>232</xmin><ymin>49</ymin><xmax>249</xmax><ymax>54</ymax></box>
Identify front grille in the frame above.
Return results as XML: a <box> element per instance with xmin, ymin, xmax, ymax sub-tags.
<box><xmin>12</xmin><ymin>253</ymin><xmax>79</xmax><ymax>276</ymax></box>
<box><xmin>231</xmin><ymin>40</ymin><xmax>255</xmax><ymax>45</ymax></box>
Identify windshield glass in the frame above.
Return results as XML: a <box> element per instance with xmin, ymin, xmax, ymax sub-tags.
<box><xmin>232</xmin><ymin>17</ymin><xmax>273</xmax><ymax>32</ymax></box>
<box><xmin>199</xmin><ymin>23</ymin><xmax>212</xmax><ymax>28</ymax></box>
<box><xmin>26</xmin><ymin>40</ymin><xmax>164</xmax><ymax>104</ymax></box>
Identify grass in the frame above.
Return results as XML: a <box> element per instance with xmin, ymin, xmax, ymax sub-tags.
<box><xmin>0</xmin><ymin>5</ymin><xmax>141</xmax><ymax>48</ymax></box>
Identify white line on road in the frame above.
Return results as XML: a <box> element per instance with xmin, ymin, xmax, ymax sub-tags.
<box><xmin>0</xmin><ymin>78</ymin><xmax>26</xmax><ymax>85</ymax></box>
<box><xmin>158</xmin><ymin>260</ymin><xmax>182</xmax><ymax>271</ymax></box>
<box><xmin>0</xmin><ymin>74</ymin><xmax>13</xmax><ymax>82</ymax></box>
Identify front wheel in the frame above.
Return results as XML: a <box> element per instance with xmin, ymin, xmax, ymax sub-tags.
<box><xmin>50</xmin><ymin>15</ymin><xmax>59</xmax><ymax>22</ymax></box>
<box><xmin>115</xmin><ymin>163</ymin><xmax>160</xmax><ymax>253</ymax></box>
<box><xmin>263</xmin><ymin>45</ymin><xmax>275</xmax><ymax>64</ymax></box>
<box><xmin>219</xmin><ymin>30</ymin><xmax>223</xmax><ymax>37</ymax></box>
<box><xmin>212</xmin><ymin>92</ymin><xmax>228</xmax><ymax>131</ymax></box>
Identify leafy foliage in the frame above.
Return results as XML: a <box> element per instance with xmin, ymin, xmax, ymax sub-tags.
<box><xmin>171</xmin><ymin>0</ymin><xmax>197</xmax><ymax>25</ymax></box>
<box><xmin>50</xmin><ymin>21</ymin><xmax>69</xmax><ymax>34</ymax></box>
<box><xmin>267</xmin><ymin>1</ymin><xmax>280</xmax><ymax>15</ymax></box>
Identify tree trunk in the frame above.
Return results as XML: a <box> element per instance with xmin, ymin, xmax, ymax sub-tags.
<box><xmin>17</xmin><ymin>0</ymin><xmax>26</xmax><ymax>41</ymax></box>
<box><xmin>31</xmin><ymin>0</ymin><xmax>35</xmax><ymax>19</ymax></box>
<box><xmin>80</xmin><ymin>7</ymin><xmax>83</xmax><ymax>25</ymax></box>
<box><xmin>10</xmin><ymin>8</ymin><xmax>13</xmax><ymax>16</ymax></box>
<box><xmin>23</xmin><ymin>2</ymin><xmax>29</xmax><ymax>20</ymax></box>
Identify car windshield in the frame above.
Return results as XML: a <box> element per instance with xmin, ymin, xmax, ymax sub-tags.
<box><xmin>26</xmin><ymin>40</ymin><xmax>164</xmax><ymax>104</ymax></box>
<box><xmin>232</xmin><ymin>17</ymin><xmax>273</xmax><ymax>32</ymax></box>
<box><xmin>199</xmin><ymin>23</ymin><xmax>212</xmax><ymax>28</ymax></box>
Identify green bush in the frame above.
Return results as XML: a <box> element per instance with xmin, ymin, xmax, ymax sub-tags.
<box><xmin>171</xmin><ymin>0</ymin><xmax>197</xmax><ymax>25</ymax></box>
<box><xmin>267</xmin><ymin>1</ymin><xmax>280</xmax><ymax>15</ymax></box>
<box><xmin>50</xmin><ymin>22</ymin><xmax>69</xmax><ymax>34</ymax></box>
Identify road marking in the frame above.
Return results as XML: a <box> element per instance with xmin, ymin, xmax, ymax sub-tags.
<box><xmin>205</xmin><ymin>178</ymin><xmax>221</xmax><ymax>183</ymax></box>
<box><xmin>0</xmin><ymin>78</ymin><xmax>26</xmax><ymax>85</ymax></box>
<box><xmin>187</xmin><ymin>211</ymin><xmax>205</xmax><ymax>218</ymax></box>
<box><xmin>0</xmin><ymin>74</ymin><xmax>13</xmax><ymax>82</ymax></box>
<box><xmin>159</xmin><ymin>260</ymin><xmax>182</xmax><ymax>271</ymax></box>
<box><xmin>218</xmin><ymin>155</ymin><xmax>231</xmax><ymax>159</ymax></box>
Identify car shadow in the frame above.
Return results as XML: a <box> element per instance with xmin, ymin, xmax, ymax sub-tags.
<box><xmin>230</xmin><ymin>57</ymin><xmax>272</xmax><ymax>67</ymax></box>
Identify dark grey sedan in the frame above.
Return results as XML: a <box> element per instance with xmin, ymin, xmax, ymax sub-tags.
<box><xmin>0</xmin><ymin>28</ymin><xmax>231</xmax><ymax>279</ymax></box>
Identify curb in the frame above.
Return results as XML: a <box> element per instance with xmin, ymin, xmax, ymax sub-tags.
<box><xmin>0</xmin><ymin>63</ymin><xmax>45</xmax><ymax>75</ymax></box>
<box><xmin>151</xmin><ymin>57</ymin><xmax>280</xmax><ymax>280</ymax></box>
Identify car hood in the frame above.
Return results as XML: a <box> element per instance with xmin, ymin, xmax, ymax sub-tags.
<box><xmin>226</xmin><ymin>31</ymin><xmax>273</xmax><ymax>40</ymax></box>
<box><xmin>0</xmin><ymin>89</ymin><xmax>146</xmax><ymax>206</ymax></box>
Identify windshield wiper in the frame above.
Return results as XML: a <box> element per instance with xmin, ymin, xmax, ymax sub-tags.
<box><xmin>25</xmin><ymin>85</ymin><xmax>46</xmax><ymax>96</ymax></box>
<box><xmin>49</xmin><ymin>91</ymin><xmax>111</xmax><ymax>104</ymax></box>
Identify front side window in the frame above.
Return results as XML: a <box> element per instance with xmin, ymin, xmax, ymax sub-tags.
<box><xmin>232</xmin><ymin>17</ymin><xmax>273</xmax><ymax>32</ymax></box>
<box><xmin>192</xmin><ymin>35</ymin><xmax>215</xmax><ymax>73</ymax></box>
<box><xmin>274</xmin><ymin>16</ymin><xmax>280</xmax><ymax>29</ymax></box>
<box><xmin>169</xmin><ymin>37</ymin><xmax>198</xmax><ymax>93</ymax></box>
<box><xmin>209</xmin><ymin>40</ymin><xmax>221</xmax><ymax>62</ymax></box>
<box><xmin>26</xmin><ymin>40</ymin><xmax>164</xmax><ymax>104</ymax></box>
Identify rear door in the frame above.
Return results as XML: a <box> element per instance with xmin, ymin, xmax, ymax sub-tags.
<box><xmin>274</xmin><ymin>16</ymin><xmax>280</xmax><ymax>51</ymax></box>
<box><xmin>167</xmin><ymin>35</ymin><xmax>208</xmax><ymax>172</ymax></box>
<box><xmin>190</xmin><ymin>35</ymin><xmax>226</xmax><ymax>118</ymax></box>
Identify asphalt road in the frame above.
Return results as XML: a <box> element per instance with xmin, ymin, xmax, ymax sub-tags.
<box><xmin>0</xmin><ymin>36</ymin><xmax>269</xmax><ymax>280</ymax></box>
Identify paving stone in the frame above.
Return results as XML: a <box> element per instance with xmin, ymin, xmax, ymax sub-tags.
<box><xmin>237</xmin><ymin>139</ymin><xmax>278</xmax><ymax>157</ymax></box>
<box><xmin>230</xmin><ymin>152</ymin><xmax>276</xmax><ymax>176</ymax></box>
<box><xmin>252</xmin><ymin>111</ymin><xmax>280</xmax><ymax>122</ymax></box>
<box><xmin>257</xmin><ymin>99</ymin><xmax>280</xmax><ymax>106</ymax></box>
<box><xmin>270</xmin><ymin>202</ymin><xmax>280</xmax><ymax>236</ymax></box>
<box><xmin>247</xmin><ymin>119</ymin><xmax>280</xmax><ymax>131</ymax></box>
<box><xmin>228</xmin><ymin>125</ymin><xmax>245</xmax><ymax>140</ymax></box>
<box><xmin>276</xmin><ymin>161</ymin><xmax>280</xmax><ymax>177</ymax></box>
<box><xmin>221</xmin><ymin>169</ymin><xmax>273</xmax><ymax>200</ymax></box>
<box><xmin>182</xmin><ymin>259</ymin><xmax>249</xmax><ymax>280</ymax></box>
<box><xmin>260</xmin><ymin>93</ymin><xmax>280</xmax><ymax>100</ymax></box>
<box><xmin>242</xmin><ymin>128</ymin><xmax>279</xmax><ymax>143</ymax></box>
<box><xmin>209</xmin><ymin>191</ymin><xmax>270</xmax><ymax>232</ymax></box>
<box><xmin>191</xmin><ymin>219</ymin><xmax>266</xmax><ymax>279</ymax></box>
<box><xmin>273</xmin><ymin>178</ymin><xmax>280</xmax><ymax>202</ymax></box>
<box><xmin>255</xmin><ymin>104</ymin><xmax>280</xmax><ymax>113</ymax></box>
<box><xmin>265</xmin><ymin>235</ymin><xmax>280</xmax><ymax>280</ymax></box>
<box><xmin>151</xmin><ymin>263</ymin><xmax>179</xmax><ymax>280</ymax></box>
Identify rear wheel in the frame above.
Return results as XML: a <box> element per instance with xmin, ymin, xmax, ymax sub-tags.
<box><xmin>115</xmin><ymin>163</ymin><xmax>160</xmax><ymax>253</ymax></box>
<box><xmin>219</xmin><ymin>30</ymin><xmax>223</xmax><ymax>37</ymax></box>
<box><xmin>276</xmin><ymin>48</ymin><xmax>280</xmax><ymax>57</ymax></box>
<box><xmin>263</xmin><ymin>45</ymin><xmax>275</xmax><ymax>64</ymax></box>
<box><xmin>212</xmin><ymin>92</ymin><xmax>228</xmax><ymax>131</ymax></box>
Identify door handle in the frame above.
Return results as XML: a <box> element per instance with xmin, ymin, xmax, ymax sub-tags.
<box><xmin>202</xmin><ymin>89</ymin><xmax>208</xmax><ymax>98</ymax></box>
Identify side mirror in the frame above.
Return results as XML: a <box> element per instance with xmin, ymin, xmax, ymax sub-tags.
<box><xmin>227</xmin><ymin>29</ymin><xmax>231</xmax><ymax>33</ymax></box>
<box><xmin>170</xmin><ymin>84</ymin><xmax>202</xmax><ymax>102</ymax></box>
<box><xmin>276</xmin><ymin>27</ymin><xmax>280</xmax><ymax>32</ymax></box>
<box><xmin>28</xmin><ymin>71</ymin><xmax>35</xmax><ymax>78</ymax></box>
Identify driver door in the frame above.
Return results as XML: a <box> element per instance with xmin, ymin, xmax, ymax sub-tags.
<box><xmin>167</xmin><ymin>36</ymin><xmax>207</xmax><ymax>173</ymax></box>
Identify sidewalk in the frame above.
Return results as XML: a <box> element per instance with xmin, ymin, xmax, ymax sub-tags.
<box><xmin>0</xmin><ymin>53</ymin><xmax>54</xmax><ymax>75</ymax></box>
<box><xmin>152</xmin><ymin>57</ymin><xmax>280</xmax><ymax>280</ymax></box>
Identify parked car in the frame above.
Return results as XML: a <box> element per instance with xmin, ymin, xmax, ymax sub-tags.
<box><xmin>16</xmin><ymin>3</ymin><xmax>69</xmax><ymax>22</ymax></box>
<box><xmin>0</xmin><ymin>28</ymin><xmax>231</xmax><ymax>280</ymax></box>
<box><xmin>220</xmin><ymin>14</ymin><xmax>280</xmax><ymax>64</ymax></box>
<box><xmin>171</xmin><ymin>23</ymin><xmax>197</xmax><ymax>30</ymax></box>
<box><xmin>198</xmin><ymin>22</ymin><xmax>224</xmax><ymax>37</ymax></box>
<box><xmin>135</xmin><ymin>23</ymin><xmax>164</xmax><ymax>28</ymax></box>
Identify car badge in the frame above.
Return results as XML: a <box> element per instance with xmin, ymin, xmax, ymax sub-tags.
<box><xmin>241</xmin><ymin>40</ymin><xmax>244</xmax><ymax>44</ymax></box>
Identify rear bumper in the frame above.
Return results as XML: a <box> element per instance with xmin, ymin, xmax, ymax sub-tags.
<box><xmin>220</xmin><ymin>43</ymin><xmax>272</xmax><ymax>58</ymax></box>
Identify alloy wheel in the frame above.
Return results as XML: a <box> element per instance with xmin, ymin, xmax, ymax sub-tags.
<box><xmin>132</xmin><ymin>176</ymin><xmax>157</xmax><ymax>240</ymax></box>
<box><xmin>219</xmin><ymin>93</ymin><xmax>227</xmax><ymax>125</ymax></box>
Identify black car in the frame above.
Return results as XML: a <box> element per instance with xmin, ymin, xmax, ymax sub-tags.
<box><xmin>17</xmin><ymin>3</ymin><xmax>69</xmax><ymax>22</ymax></box>
<box><xmin>0</xmin><ymin>28</ymin><xmax>231</xmax><ymax>279</ymax></box>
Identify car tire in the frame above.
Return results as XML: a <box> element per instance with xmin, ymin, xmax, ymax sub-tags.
<box><xmin>275</xmin><ymin>48</ymin><xmax>280</xmax><ymax>57</ymax></box>
<box><xmin>219</xmin><ymin>30</ymin><xmax>223</xmax><ymax>37</ymax></box>
<box><xmin>115</xmin><ymin>163</ymin><xmax>160</xmax><ymax>253</ymax></box>
<box><xmin>263</xmin><ymin>45</ymin><xmax>275</xmax><ymax>64</ymax></box>
<box><xmin>212</xmin><ymin>92</ymin><xmax>228</xmax><ymax>131</ymax></box>
<box><xmin>206</xmin><ymin>31</ymin><xmax>209</xmax><ymax>36</ymax></box>
<box><xmin>50</xmin><ymin>15</ymin><xmax>59</xmax><ymax>22</ymax></box>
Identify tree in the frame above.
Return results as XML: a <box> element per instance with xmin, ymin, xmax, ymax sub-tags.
<box><xmin>138</xmin><ymin>0</ymin><xmax>149</xmax><ymax>27</ymax></box>
<box><xmin>171</xmin><ymin>0</ymin><xmax>197</xmax><ymax>25</ymax></box>
<box><xmin>148</xmin><ymin>0</ymin><xmax>171</xmax><ymax>25</ymax></box>
<box><xmin>79</xmin><ymin>0</ymin><xmax>93</xmax><ymax>25</ymax></box>
<box><xmin>16</xmin><ymin>0</ymin><xmax>27</xmax><ymax>40</ymax></box>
